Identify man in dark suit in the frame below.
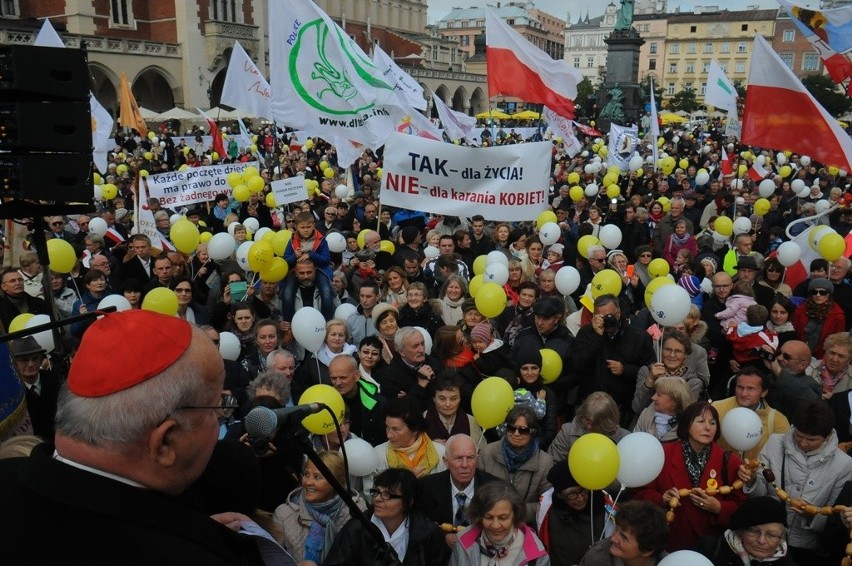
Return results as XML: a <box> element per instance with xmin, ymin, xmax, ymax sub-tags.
<box><xmin>118</xmin><ymin>234</ymin><xmax>154</xmax><ymax>285</ymax></box>
<box><xmin>419</xmin><ymin>434</ymin><xmax>498</xmax><ymax>548</ymax></box>
<box><xmin>0</xmin><ymin>267</ymin><xmax>49</xmax><ymax>330</ymax></box>
<box><xmin>10</xmin><ymin>336</ymin><xmax>60</xmax><ymax>440</ymax></box>
<box><xmin>373</xmin><ymin>326</ymin><xmax>440</xmax><ymax>411</ymax></box>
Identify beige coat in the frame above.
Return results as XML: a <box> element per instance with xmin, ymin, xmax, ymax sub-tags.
<box><xmin>272</xmin><ymin>487</ymin><xmax>367</xmax><ymax>564</ymax></box>
<box><xmin>479</xmin><ymin>440</ymin><xmax>553</xmax><ymax>523</ymax></box>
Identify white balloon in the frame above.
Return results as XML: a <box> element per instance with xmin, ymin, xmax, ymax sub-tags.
<box><xmin>815</xmin><ymin>199</ymin><xmax>831</xmax><ymax>214</ymax></box>
<box><xmin>584</xmin><ymin>163</ymin><xmax>595</xmax><ymax>175</ymax></box>
<box><xmin>628</xmin><ymin>153</ymin><xmax>643</xmax><ymax>172</ymax></box>
<box><xmin>423</xmin><ymin>245</ymin><xmax>440</xmax><ymax>259</ymax></box>
<box><xmin>486</xmin><ymin>251</ymin><xmax>509</xmax><ymax>267</ymax></box>
<box><xmin>159</xmin><ymin>140</ymin><xmax>166</xmax><ymax>148</ymax></box>
<box><xmin>208</xmin><ymin>232</ymin><xmax>236</xmax><ymax>261</ymax></box>
<box><xmin>776</xmin><ymin>241</ymin><xmax>801</xmax><ymax>267</ymax></box>
<box><xmin>24</xmin><ymin>314</ymin><xmax>54</xmax><ymax>353</ymax></box>
<box><xmin>414</xmin><ymin>326</ymin><xmax>433</xmax><ymax>355</ymax></box>
<box><xmin>712</xmin><ymin>232</ymin><xmax>730</xmax><ymax>245</ymax></box>
<box><xmin>88</xmin><ymin>217</ymin><xmax>108</xmax><ymax>236</ymax></box>
<box><xmin>218</xmin><ymin>331</ymin><xmax>241</xmax><ymax>361</ymax></box>
<box><xmin>292</xmin><ymin>307</ymin><xmax>327</xmax><ymax>353</ymax></box>
<box><xmin>700</xmin><ymin>277</ymin><xmax>713</xmax><ymax>294</ymax></box>
<box><xmin>840</xmin><ymin>169</ymin><xmax>848</xmax><ymax>178</ymax></box>
<box><xmin>334</xmin><ymin>302</ymin><xmax>357</xmax><ymax>321</ymax></box>
<box><xmin>554</xmin><ymin>266</ymin><xmax>581</xmax><ymax>296</ymax></box>
<box><xmin>733</xmin><ymin>217</ymin><xmax>752</xmax><ymax>235</ymax></box>
<box><xmin>616</xmin><ymin>432</ymin><xmax>665</xmax><ymax>488</ymax></box>
<box><xmin>758</xmin><ymin>179</ymin><xmax>776</xmax><ymax>198</ymax></box>
<box><xmin>152</xmin><ymin>136</ymin><xmax>159</xmax><ymax>144</ymax></box>
<box><xmin>254</xmin><ymin>227</ymin><xmax>272</xmax><ymax>242</ymax></box>
<box><xmin>584</xmin><ymin>183</ymin><xmax>599</xmax><ymax>197</ymax></box>
<box><xmin>672</xmin><ymin>135</ymin><xmax>680</xmax><ymax>144</ymax></box>
<box><xmin>776</xmin><ymin>152</ymin><xmax>787</xmax><ymax>165</ymax></box>
<box><xmin>97</xmin><ymin>295</ymin><xmax>132</xmax><ymax>314</ymax></box>
<box><xmin>658</xmin><ymin>551</ymin><xmax>713</xmax><ymax>566</ymax></box>
<box><xmin>790</xmin><ymin>179</ymin><xmax>806</xmax><ymax>193</ymax></box>
<box><xmin>538</xmin><ymin>222</ymin><xmax>560</xmax><ymax>246</ymax></box>
<box><xmin>800</xmin><ymin>155</ymin><xmax>811</xmax><ymax>166</ymax></box>
<box><xmin>646</xmin><ymin>155</ymin><xmax>655</xmax><ymax>164</ymax></box>
<box><xmin>243</xmin><ymin>217</ymin><xmax>260</xmax><ymax>233</ymax></box>
<box><xmin>484</xmin><ymin>263</ymin><xmax>509</xmax><ymax>285</ymax></box>
<box><xmin>169</xmin><ymin>213</ymin><xmax>183</xmax><ymax>225</ymax></box>
<box><xmin>721</xmin><ymin>407</ymin><xmax>763</xmax><ymax>452</ymax></box>
<box><xmin>235</xmin><ymin>241</ymin><xmax>254</xmax><ymax>271</ymax></box>
<box><xmin>326</xmin><ymin>231</ymin><xmax>346</xmax><ymax>253</ymax></box>
<box><xmin>599</xmin><ymin>224</ymin><xmax>623</xmax><ymax>249</ymax></box>
<box><xmin>695</xmin><ymin>171</ymin><xmax>710</xmax><ymax>186</ymax></box>
<box><xmin>594</xmin><ymin>137</ymin><xmax>604</xmax><ymax>145</ymax></box>
<box><xmin>650</xmin><ymin>285</ymin><xmax>691</xmax><ymax>326</ymax></box>
<box><xmin>756</xmin><ymin>154</ymin><xmax>766</xmax><ymax>165</ymax></box>
<box><xmin>227</xmin><ymin>221</ymin><xmax>240</xmax><ymax>236</ymax></box>
<box><xmin>335</xmin><ymin>184</ymin><xmax>348</xmax><ymax>199</ymax></box>
<box><xmin>581</xmin><ymin>150</ymin><xmax>589</xmax><ymax>158</ymax></box>
<box><xmin>796</xmin><ymin>185</ymin><xmax>812</xmax><ymax>199</ymax></box>
<box><xmin>591</xmin><ymin>161</ymin><xmax>603</xmax><ymax>172</ymax></box>
<box><xmin>93</xmin><ymin>184</ymin><xmax>103</xmax><ymax>200</ymax></box>
<box><xmin>343</xmin><ymin>438</ymin><xmax>379</xmax><ymax>476</ymax></box>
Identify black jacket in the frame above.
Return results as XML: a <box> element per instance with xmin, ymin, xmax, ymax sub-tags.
<box><xmin>418</xmin><ymin>469</ymin><xmax>500</xmax><ymax>526</ymax></box>
<box><xmin>695</xmin><ymin>534</ymin><xmax>797</xmax><ymax>566</ymax></box>
<box><xmin>0</xmin><ymin>293</ymin><xmax>48</xmax><ymax>331</ymax></box>
<box><xmin>374</xmin><ymin>354</ymin><xmax>441</xmax><ymax>412</ymax></box>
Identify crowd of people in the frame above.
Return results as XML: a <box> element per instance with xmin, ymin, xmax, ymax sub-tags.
<box><xmin>0</xmin><ymin>115</ymin><xmax>851</xmax><ymax>565</ymax></box>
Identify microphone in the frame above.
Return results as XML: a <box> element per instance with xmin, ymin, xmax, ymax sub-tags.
<box><xmin>244</xmin><ymin>403</ymin><xmax>326</xmax><ymax>438</ymax></box>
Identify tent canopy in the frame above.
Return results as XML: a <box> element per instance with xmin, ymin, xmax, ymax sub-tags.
<box><xmin>511</xmin><ymin>110</ymin><xmax>541</xmax><ymax>120</ymax></box>
<box><xmin>156</xmin><ymin>107</ymin><xmax>201</xmax><ymax>121</ymax></box>
<box><xmin>475</xmin><ymin>110</ymin><xmax>511</xmax><ymax>120</ymax></box>
<box><xmin>660</xmin><ymin>112</ymin><xmax>688</xmax><ymax>124</ymax></box>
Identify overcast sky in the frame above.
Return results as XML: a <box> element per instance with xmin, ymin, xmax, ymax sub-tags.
<box><xmin>427</xmin><ymin>1</ymin><xmax>803</xmax><ymax>23</ymax></box>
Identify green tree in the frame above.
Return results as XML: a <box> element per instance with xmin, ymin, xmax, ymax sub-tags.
<box><xmin>639</xmin><ymin>76</ymin><xmax>664</xmax><ymax>105</ymax></box>
<box><xmin>575</xmin><ymin>77</ymin><xmax>594</xmax><ymax>113</ymax></box>
<box><xmin>800</xmin><ymin>74</ymin><xmax>852</xmax><ymax>117</ymax></box>
<box><xmin>668</xmin><ymin>86</ymin><xmax>699</xmax><ymax>113</ymax></box>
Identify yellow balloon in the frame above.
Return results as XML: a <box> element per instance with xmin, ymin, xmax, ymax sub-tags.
<box><xmin>47</xmin><ymin>238</ymin><xmax>76</xmax><ymax>273</ymax></box>
<box><xmin>272</xmin><ymin>230</ymin><xmax>292</xmax><ymax>256</ymax></box>
<box><xmin>473</xmin><ymin>255</ymin><xmax>487</xmax><ymax>276</ymax></box>
<box><xmin>540</xmin><ymin>349</ymin><xmax>563</xmax><ymax>384</ymax></box>
<box><xmin>738</xmin><ymin>164</ymin><xmax>748</xmax><ymax>177</ymax></box>
<box><xmin>247</xmin><ymin>175</ymin><xmax>265</xmax><ymax>193</ymax></box>
<box><xmin>141</xmin><ymin>287</ymin><xmax>178</xmax><ymax>316</ymax></box>
<box><xmin>319</xmin><ymin>161</ymin><xmax>329</xmax><ymax>171</ymax></box>
<box><xmin>182</xmin><ymin>146</ymin><xmax>191</xmax><ymax>156</ymax></box>
<box><xmin>379</xmin><ymin>240</ymin><xmax>395</xmax><ymax>255</ymax></box>
<box><xmin>227</xmin><ymin>172</ymin><xmax>243</xmax><ymax>188</ymax></box>
<box><xmin>657</xmin><ymin>137</ymin><xmax>665</xmax><ymax>148</ymax></box>
<box><xmin>568</xmin><ymin>432</ymin><xmax>620</xmax><ymax>490</ymax></box>
<box><xmin>644</xmin><ymin>276</ymin><xmax>675</xmax><ymax>309</ymax></box>
<box><xmin>243</xmin><ymin>166</ymin><xmax>260</xmax><ymax>178</ymax></box>
<box><xmin>170</xmin><ymin>220</ymin><xmax>200</xmax><ymax>254</ymax></box>
<box><xmin>323</xmin><ymin>168</ymin><xmax>334</xmax><ymax>179</ymax></box>
<box><xmin>262</xmin><ymin>229</ymin><xmax>276</xmax><ymax>242</ymax></box>
<box><xmin>178</xmin><ymin>164</ymin><xmax>188</xmax><ymax>171</ymax></box>
<box><xmin>101</xmin><ymin>183</ymin><xmax>118</xmax><ymax>200</ymax></box>
<box><xmin>819</xmin><ymin>233</ymin><xmax>846</xmax><ymax>261</ymax></box>
<box><xmin>233</xmin><ymin>184</ymin><xmax>250</xmax><ymax>202</ymax></box>
<box><xmin>304</xmin><ymin>139</ymin><xmax>314</xmax><ymax>150</ymax></box>
<box><xmin>568</xmin><ymin>172</ymin><xmax>580</xmax><ymax>185</ymax></box>
<box><xmin>657</xmin><ymin>196</ymin><xmax>670</xmax><ymax>212</ymax></box>
<box><xmin>139</xmin><ymin>169</ymin><xmax>149</xmax><ymax>177</ymax></box>
<box><xmin>93</xmin><ymin>172</ymin><xmax>102</xmax><ymax>185</ymax></box>
<box><xmin>260</xmin><ymin>257</ymin><xmax>289</xmax><ymax>282</ymax></box>
<box><xmin>809</xmin><ymin>225</ymin><xmax>833</xmax><ymax>251</ymax></box>
<box><xmin>606</xmin><ymin>184</ymin><xmax>620</xmax><ymax>199</ymax></box>
<box><xmin>469</xmin><ymin>274</ymin><xmax>485</xmax><ymax>298</ymax></box>
<box><xmin>471</xmin><ymin>377</ymin><xmax>515</xmax><ymax>429</ymax></box>
<box><xmin>599</xmin><ymin>146</ymin><xmax>608</xmax><ymax>157</ymax></box>
<box><xmin>780</xmin><ymin>165</ymin><xmax>792</xmax><ymax>178</ymax></box>
<box><xmin>569</xmin><ymin>186</ymin><xmax>585</xmax><ymax>202</ymax></box>
<box><xmin>648</xmin><ymin>258</ymin><xmax>670</xmax><ymax>278</ymax></box>
<box><xmin>199</xmin><ymin>231</ymin><xmax>213</xmax><ymax>243</ymax></box>
<box><xmin>116</xmin><ymin>164</ymin><xmax>128</xmax><ymax>175</ymax></box>
<box><xmin>475</xmin><ymin>282</ymin><xmax>507</xmax><ymax>319</ymax></box>
<box><xmin>577</xmin><ymin>235</ymin><xmax>601</xmax><ymax>259</ymax></box>
<box><xmin>266</xmin><ymin>193</ymin><xmax>277</xmax><ymax>208</ymax></box>
<box><xmin>299</xmin><ymin>384</ymin><xmax>346</xmax><ymax>435</ymax></box>
<box><xmin>8</xmin><ymin>313</ymin><xmax>34</xmax><ymax>333</ymax></box>
<box><xmin>247</xmin><ymin>240</ymin><xmax>274</xmax><ymax>272</ymax></box>
<box><xmin>537</xmin><ymin>210</ymin><xmax>558</xmax><ymax>230</ymax></box>
<box><xmin>211</xmin><ymin>151</ymin><xmax>219</xmax><ymax>161</ymax></box>
<box><xmin>147</xmin><ymin>131</ymin><xmax>156</xmax><ymax>140</ymax></box>
<box><xmin>375</xmin><ymin>167</ymin><xmax>383</xmax><ymax>179</ymax></box>
<box><xmin>679</xmin><ymin>158</ymin><xmax>689</xmax><ymax>170</ymax></box>
<box><xmin>754</xmin><ymin>198</ymin><xmax>770</xmax><ymax>217</ymax></box>
<box><xmin>714</xmin><ymin>216</ymin><xmax>733</xmax><ymax>237</ymax></box>
<box><xmin>198</xmin><ymin>220</ymin><xmax>207</xmax><ymax>228</ymax></box>
<box><xmin>634</xmin><ymin>168</ymin><xmax>643</xmax><ymax>178</ymax></box>
<box><xmin>591</xmin><ymin>269</ymin><xmax>623</xmax><ymax>298</ymax></box>
<box><xmin>828</xmin><ymin>166</ymin><xmax>840</xmax><ymax>176</ymax></box>
<box><xmin>357</xmin><ymin>229</ymin><xmax>371</xmax><ymax>249</ymax></box>
<box><xmin>143</xmin><ymin>151</ymin><xmax>153</xmax><ymax>161</ymax></box>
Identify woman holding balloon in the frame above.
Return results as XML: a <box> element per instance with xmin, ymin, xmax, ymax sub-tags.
<box><xmin>633</xmin><ymin>401</ymin><xmax>746</xmax><ymax>552</ymax></box>
<box><xmin>632</xmin><ymin>331</ymin><xmax>706</xmax><ymax>417</ymax></box>
<box><xmin>494</xmin><ymin>349</ymin><xmax>557</xmax><ymax>451</ymax></box>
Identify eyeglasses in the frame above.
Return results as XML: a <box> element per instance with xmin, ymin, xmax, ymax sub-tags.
<box><xmin>589</xmin><ymin>257</ymin><xmax>605</xmax><ymax>263</ymax></box>
<box><xmin>810</xmin><ymin>289</ymin><xmax>829</xmax><ymax>296</ymax></box>
<box><xmin>663</xmin><ymin>347</ymin><xmax>686</xmax><ymax>356</ymax></box>
<box><xmin>175</xmin><ymin>287</ymin><xmax>193</xmax><ymax>294</ymax></box>
<box><xmin>639</xmin><ymin>253</ymin><xmax>652</xmax><ymax>258</ymax></box>
<box><xmin>177</xmin><ymin>393</ymin><xmax>238</xmax><ymax>420</ymax></box>
<box><xmin>743</xmin><ymin>527</ymin><xmax>783</xmax><ymax>543</ymax></box>
<box><xmin>506</xmin><ymin>424</ymin><xmax>534</xmax><ymax>435</ymax></box>
<box><xmin>563</xmin><ymin>489</ymin><xmax>590</xmax><ymax>500</ymax></box>
<box><xmin>712</xmin><ymin>284</ymin><xmax>732</xmax><ymax>289</ymax></box>
<box><xmin>51</xmin><ymin>221</ymin><xmax>64</xmax><ymax>227</ymax></box>
<box><xmin>369</xmin><ymin>488</ymin><xmax>404</xmax><ymax>501</ymax></box>
<box><xmin>780</xmin><ymin>352</ymin><xmax>802</xmax><ymax>362</ymax></box>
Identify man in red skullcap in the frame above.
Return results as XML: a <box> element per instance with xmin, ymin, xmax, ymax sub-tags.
<box><xmin>0</xmin><ymin>310</ymin><xmax>267</xmax><ymax>564</ymax></box>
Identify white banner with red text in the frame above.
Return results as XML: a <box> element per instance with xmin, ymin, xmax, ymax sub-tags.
<box><xmin>145</xmin><ymin>161</ymin><xmax>259</xmax><ymax>207</ymax></box>
<box><xmin>379</xmin><ymin>132</ymin><xmax>550</xmax><ymax>221</ymax></box>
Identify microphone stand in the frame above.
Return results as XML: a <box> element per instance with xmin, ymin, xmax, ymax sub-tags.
<box><xmin>277</xmin><ymin>421</ymin><xmax>402</xmax><ymax>566</ymax></box>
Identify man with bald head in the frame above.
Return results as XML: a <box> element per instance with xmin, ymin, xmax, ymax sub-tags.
<box><xmin>702</xmin><ymin>271</ymin><xmax>736</xmax><ymax>399</ymax></box>
<box><xmin>327</xmin><ymin>354</ymin><xmax>384</xmax><ymax>445</ymax></box>
<box><xmin>766</xmin><ymin>340</ymin><xmax>820</xmax><ymax>420</ymax></box>
<box><xmin>418</xmin><ymin>434</ymin><xmax>499</xmax><ymax>547</ymax></box>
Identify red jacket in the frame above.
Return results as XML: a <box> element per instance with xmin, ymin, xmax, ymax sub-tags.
<box><xmin>633</xmin><ymin>440</ymin><xmax>746</xmax><ymax>551</ymax></box>
<box><xmin>792</xmin><ymin>301</ymin><xmax>846</xmax><ymax>358</ymax></box>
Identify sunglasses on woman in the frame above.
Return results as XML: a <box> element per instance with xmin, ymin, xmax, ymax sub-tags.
<box><xmin>506</xmin><ymin>424</ymin><xmax>535</xmax><ymax>435</ymax></box>
<box><xmin>810</xmin><ymin>289</ymin><xmax>829</xmax><ymax>296</ymax></box>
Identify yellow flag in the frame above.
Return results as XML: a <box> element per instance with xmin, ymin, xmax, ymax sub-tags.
<box><xmin>118</xmin><ymin>72</ymin><xmax>147</xmax><ymax>137</ymax></box>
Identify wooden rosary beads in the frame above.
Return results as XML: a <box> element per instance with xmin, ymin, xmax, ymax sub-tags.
<box><xmin>666</xmin><ymin>477</ymin><xmax>745</xmax><ymax>523</ymax></box>
<box><xmin>439</xmin><ymin>523</ymin><xmax>465</xmax><ymax>533</ymax></box>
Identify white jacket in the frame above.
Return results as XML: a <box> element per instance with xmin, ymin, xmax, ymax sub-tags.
<box><xmin>745</xmin><ymin>428</ymin><xmax>852</xmax><ymax>550</ymax></box>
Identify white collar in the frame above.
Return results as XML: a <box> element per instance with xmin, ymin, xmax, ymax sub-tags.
<box><xmin>53</xmin><ymin>450</ymin><xmax>147</xmax><ymax>488</ymax></box>
<box><xmin>371</xmin><ymin>514</ymin><xmax>409</xmax><ymax>562</ymax></box>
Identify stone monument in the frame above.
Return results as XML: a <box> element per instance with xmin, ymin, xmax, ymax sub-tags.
<box><xmin>596</xmin><ymin>0</ymin><xmax>644</xmax><ymax>132</ymax></box>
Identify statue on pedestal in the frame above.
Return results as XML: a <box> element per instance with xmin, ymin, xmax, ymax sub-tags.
<box><xmin>599</xmin><ymin>84</ymin><xmax>626</xmax><ymax>124</ymax></box>
<box><xmin>615</xmin><ymin>0</ymin><xmax>635</xmax><ymax>31</ymax></box>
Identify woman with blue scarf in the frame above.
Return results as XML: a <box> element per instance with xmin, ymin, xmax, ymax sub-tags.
<box><xmin>273</xmin><ymin>451</ymin><xmax>366</xmax><ymax>564</ymax></box>
<box><xmin>479</xmin><ymin>406</ymin><xmax>554</xmax><ymax>524</ymax></box>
